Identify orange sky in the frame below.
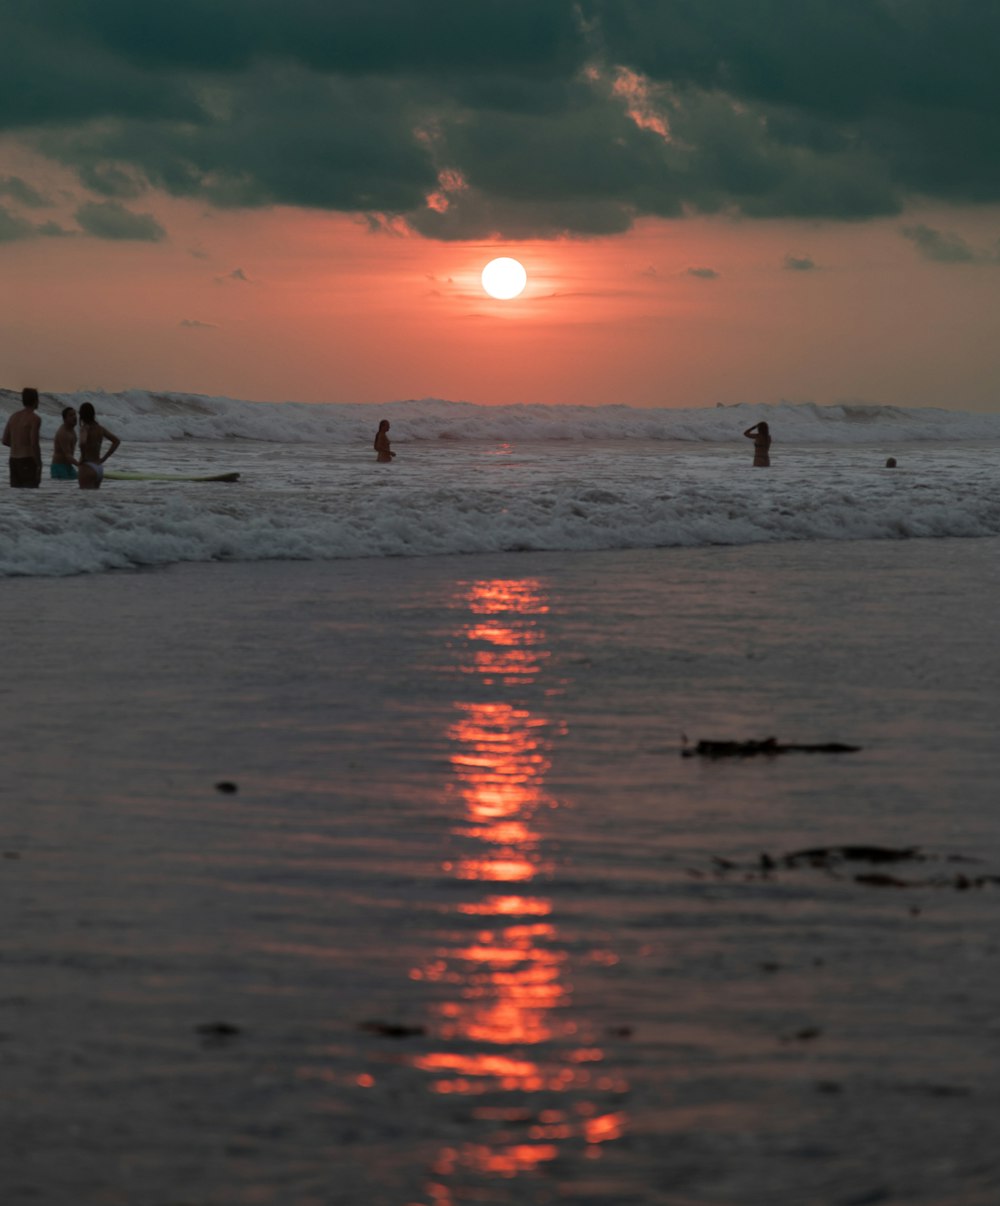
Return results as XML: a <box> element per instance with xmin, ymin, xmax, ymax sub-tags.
<box><xmin>4</xmin><ymin>149</ymin><xmax>1000</xmax><ymax>409</ymax></box>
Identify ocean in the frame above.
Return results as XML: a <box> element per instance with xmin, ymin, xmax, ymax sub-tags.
<box><xmin>2</xmin><ymin>391</ymin><xmax>1000</xmax><ymax>1205</ymax></box>
<box><xmin>3</xmin><ymin>391</ymin><xmax>1000</xmax><ymax>575</ymax></box>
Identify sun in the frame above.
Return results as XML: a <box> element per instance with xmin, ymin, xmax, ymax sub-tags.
<box><xmin>482</xmin><ymin>257</ymin><xmax>527</xmax><ymax>300</ymax></box>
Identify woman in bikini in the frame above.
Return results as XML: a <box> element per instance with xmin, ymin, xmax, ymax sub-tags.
<box><xmin>743</xmin><ymin>421</ymin><xmax>772</xmax><ymax>467</ymax></box>
<box><xmin>77</xmin><ymin>402</ymin><xmax>121</xmax><ymax>489</ymax></box>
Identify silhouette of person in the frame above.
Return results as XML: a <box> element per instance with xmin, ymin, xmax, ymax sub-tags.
<box><xmin>374</xmin><ymin>419</ymin><xmax>395</xmax><ymax>463</ymax></box>
<box><xmin>77</xmin><ymin>401</ymin><xmax>121</xmax><ymax>489</ymax></box>
<box><xmin>744</xmin><ymin>421</ymin><xmax>771</xmax><ymax>467</ymax></box>
<box><xmin>51</xmin><ymin>406</ymin><xmax>80</xmax><ymax>480</ymax></box>
<box><xmin>3</xmin><ymin>387</ymin><xmax>42</xmax><ymax>487</ymax></box>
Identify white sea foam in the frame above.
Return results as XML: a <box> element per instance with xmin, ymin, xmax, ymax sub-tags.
<box><xmin>5</xmin><ymin>387</ymin><xmax>1000</xmax><ymax>445</ymax></box>
<box><xmin>3</xmin><ymin>389</ymin><xmax>1000</xmax><ymax>576</ymax></box>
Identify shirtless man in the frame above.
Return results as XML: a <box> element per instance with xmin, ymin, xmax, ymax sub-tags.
<box><xmin>2</xmin><ymin>387</ymin><xmax>43</xmax><ymax>488</ymax></box>
<box><xmin>51</xmin><ymin>407</ymin><xmax>80</xmax><ymax>480</ymax></box>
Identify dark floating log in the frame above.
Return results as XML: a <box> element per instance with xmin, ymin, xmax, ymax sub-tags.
<box><xmin>681</xmin><ymin>737</ymin><xmax>861</xmax><ymax>758</ymax></box>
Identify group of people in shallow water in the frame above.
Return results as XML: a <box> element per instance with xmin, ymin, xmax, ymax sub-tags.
<box><xmin>3</xmin><ymin>387</ymin><xmax>120</xmax><ymax>489</ymax></box>
<box><xmin>4</xmin><ymin>387</ymin><xmax>400</xmax><ymax>489</ymax></box>
<box><xmin>11</xmin><ymin>385</ymin><xmax>900</xmax><ymax>485</ymax></box>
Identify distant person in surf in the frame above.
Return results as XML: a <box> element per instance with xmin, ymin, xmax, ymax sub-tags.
<box><xmin>51</xmin><ymin>407</ymin><xmax>80</xmax><ymax>480</ymax></box>
<box><xmin>374</xmin><ymin>419</ymin><xmax>395</xmax><ymax>463</ymax></box>
<box><xmin>2</xmin><ymin>386</ymin><xmax>42</xmax><ymax>488</ymax></box>
<box><xmin>885</xmin><ymin>457</ymin><xmax>897</xmax><ymax>468</ymax></box>
<box><xmin>743</xmin><ymin>421</ymin><xmax>771</xmax><ymax>467</ymax></box>
<box><xmin>77</xmin><ymin>402</ymin><xmax>121</xmax><ymax>489</ymax></box>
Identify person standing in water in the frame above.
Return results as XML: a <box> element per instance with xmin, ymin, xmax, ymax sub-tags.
<box><xmin>374</xmin><ymin>419</ymin><xmax>395</xmax><ymax>463</ymax></box>
<box><xmin>743</xmin><ymin>421</ymin><xmax>772</xmax><ymax>467</ymax></box>
<box><xmin>51</xmin><ymin>406</ymin><xmax>80</xmax><ymax>480</ymax></box>
<box><xmin>2</xmin><ymin>387</ymin><xmax>42</xmax><ymax>488</ymax></box>
<box><xmin>77</xmin><ymin>401</ymin><xmax>121</xmax><ymax>489</ymax></box>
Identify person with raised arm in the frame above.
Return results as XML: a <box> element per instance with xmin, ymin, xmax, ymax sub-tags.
<box><xmin>743</xmin><ymin>420</ymin><xmax>772</xmax><ymax>467</ymax></box>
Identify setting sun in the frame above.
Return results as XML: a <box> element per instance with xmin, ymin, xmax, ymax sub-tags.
<box><xmin>482</xmin><ymin>257</ymin><xmax>527</xmax><ymax>300</ymax></box>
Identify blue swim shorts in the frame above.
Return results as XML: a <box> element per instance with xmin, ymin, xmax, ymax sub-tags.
<box><xmin>50</xmin><ymin>463</ymin><xmax>78</xmax><ymax>480</ymax></box>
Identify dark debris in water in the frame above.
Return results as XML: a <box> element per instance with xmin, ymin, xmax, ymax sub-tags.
<box><xmin>359</xmin><ymin>1019</ymin><xmax>427</xmax><ymax>1039</ymax></box>
<box><xmin>681</xmin><ymin>736</ymin><xmax>861</xmax><ymax>758</ymax></box>
<box><xmin>215</xmin><ymin>780</ymin><xmax>239</xmax><ymax>794</ymax></box>
<box><xmin>697</xmin><ymin>845</ymin><xmax>1000</xmax><ymax>891</ymax></box>
<box><xmin>195</xmin><ymin>1021</ymin><xmax>242</xmax><ymax>1044</ymax></box>
<box><xmin>781</xmin><ymin>1026</ymin><xmax>823</xmax><ymax>1043</ymax></box>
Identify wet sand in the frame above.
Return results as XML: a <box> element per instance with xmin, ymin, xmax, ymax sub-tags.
<box><xmin>3</xmin><ymin>541</ymin><xmax>1000</xmax><ymax>1205</ymax></box>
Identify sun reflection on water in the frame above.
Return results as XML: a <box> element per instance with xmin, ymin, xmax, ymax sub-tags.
<box><xmin>407</xmin><ymin>577</ymin><xmax>629</xmax><ymax>1202</ymax></box>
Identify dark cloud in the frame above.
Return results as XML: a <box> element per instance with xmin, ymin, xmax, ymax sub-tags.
<box><xmin>3</xmin><ymin>1</ymin><xmax>1000</xmax><ymax>240</ymax></box>
<box><xmin>0</xmin><ymin>204</ymin><xmax>35</xmax><ymax>242</ymax></box>
<box><xmin>0</xmin><ymin>175</ymin><xmax>49</xmax><ymax>207</ymax></box>
<box><xmin>179</xmin><ymin>318</ymin><xmax>216</xmax><ymax>329</ymax></box>
<box><xmin>900</xmin><ymin>224</ymin><xmax>977</xmax><ymax>263</ymax></box>
<box><xmin>78</xmin><ymin>162</ymin><xmax>145</xmax><ymax>199</ymax></box>
<box><xmin>36</xmin><ymin>220</ymin><xmax>74</xmax><ymax>237</ymax></box>
<box><xmin>74</xmin><ymin>199</ymin><xmax>167</xmax><ymax>241</ymax></box>
<box><xmin>686</xmin><ymin>267</ymin><xmax>719</xmax><ymax>280</ymax></box>
<box><xmin>784</xmin><ymin>254</ymin><xmax>816</xmax><ymax>271</ymax></box>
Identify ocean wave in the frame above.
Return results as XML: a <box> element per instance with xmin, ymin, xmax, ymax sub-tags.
<box><xmin>4</xmin><ymin>388</ymin><xmax>999</xmax><ymax>446</ymax></box>
<box><xmin>3</xmin><ymin>464</ymin><xmax>1000</xmax><ymax>578</ymax></box>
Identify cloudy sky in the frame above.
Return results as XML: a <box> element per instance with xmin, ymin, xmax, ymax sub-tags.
<box><xmin>3</xmin><ymin>0</ymin><xmax>999</xmax><ymax>407</ymax></box>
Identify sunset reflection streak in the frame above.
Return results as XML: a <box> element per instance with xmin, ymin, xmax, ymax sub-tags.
<box><xmin>409</xmin><ymin>578</ymin><xmax>628</xmax><ymax>1204</ymax></box>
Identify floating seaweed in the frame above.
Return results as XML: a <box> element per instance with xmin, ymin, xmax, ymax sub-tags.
<box><xmin>782</xmin><ymin>845</ymin><xmax>922</xmax><ymax>866</ymax></box>
<box><xmin>697</xmin><ymin>844</ymin><xmax>1000</xmax><ymax>890</ymax></box>
<box><xmin>681</xmin><ymin>737</ymin><xmax>861</xmax><ymax>758</ymax></box>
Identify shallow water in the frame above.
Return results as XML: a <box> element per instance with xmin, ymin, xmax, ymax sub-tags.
<box><xmin>3</xmin><ymin>539</ymin><xmax>1000</xmax><ymax>1205</ymax></box>
<box><xmin>6</xmin><ymin>433</ymin><xmax>1000</xmax><ymax>576</ymax></box>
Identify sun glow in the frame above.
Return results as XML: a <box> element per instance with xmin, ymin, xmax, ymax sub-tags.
<box><xmin>482</xmin><ymin>257</ymin><xmax>527</xmax><ymax>300</ymax></box>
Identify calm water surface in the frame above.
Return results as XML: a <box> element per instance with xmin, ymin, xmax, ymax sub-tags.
<box><xmin>3</xmin><ymin>539</ymin><xmax>1000</xmax><ymax>1205</ymax></box>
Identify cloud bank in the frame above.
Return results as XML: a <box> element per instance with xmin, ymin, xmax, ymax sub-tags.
<box><xmin>3</xmin><ymin>0</ymin><xmax>1000</xmax><ymax>240</ymax></box>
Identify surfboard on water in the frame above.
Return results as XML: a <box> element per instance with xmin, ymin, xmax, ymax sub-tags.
<box><xmin>104</xmin><ymin>471</ymin><xmax>241</xmax><ymax>483</ymax></box>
